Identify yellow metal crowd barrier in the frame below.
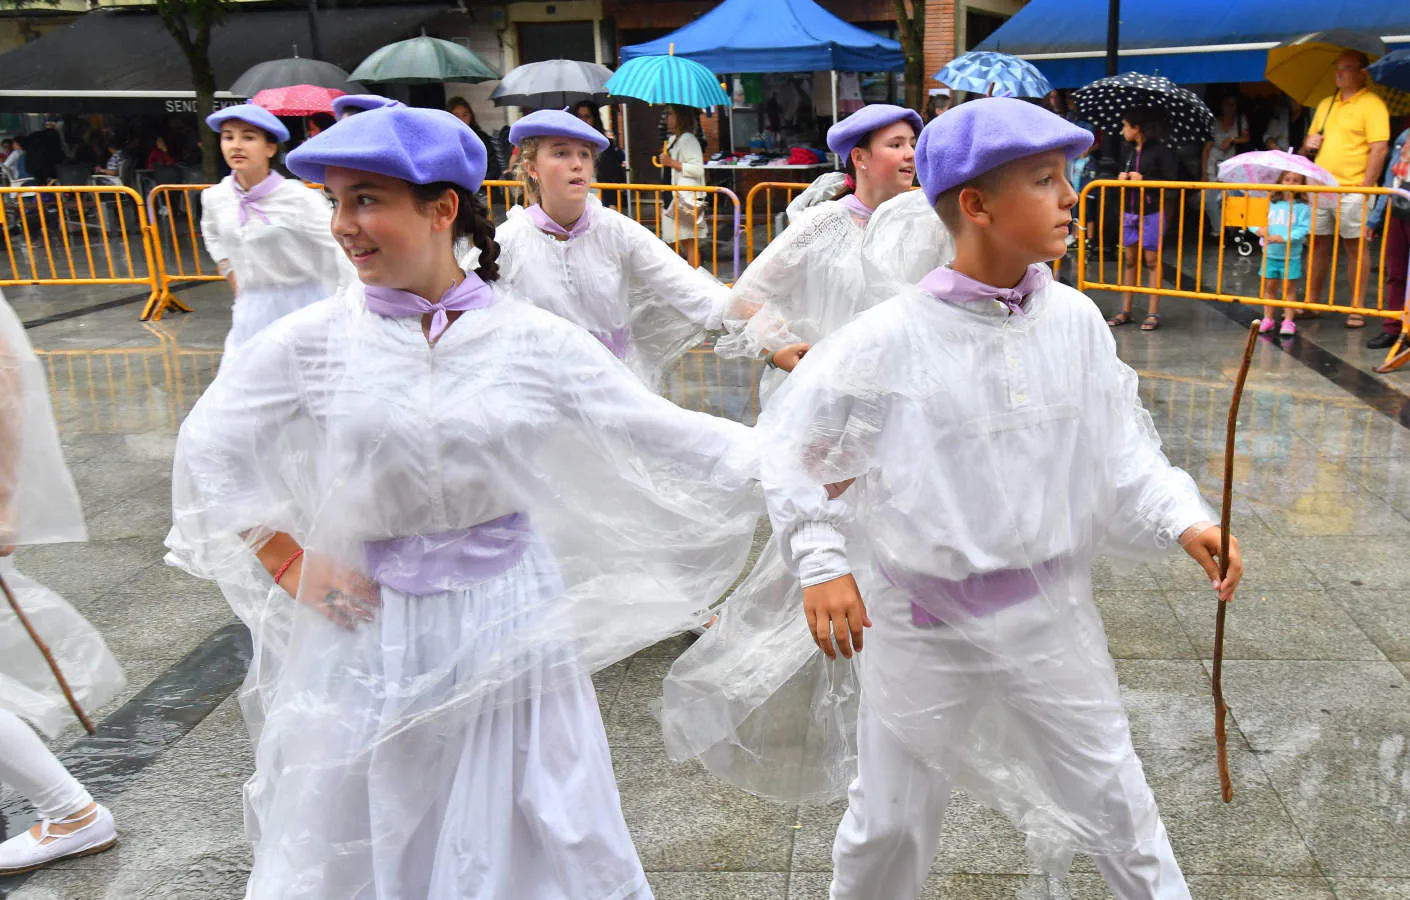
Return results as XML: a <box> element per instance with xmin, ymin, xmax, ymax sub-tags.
<box><xmin>481</xmin><ymin>179</ymin><xmax>742</xmax><ymax>282</ymax></box>
<box><xmin>144</xmin><ymin>183</ymin><xmax>222</xmax><ymax>321</ymax></box>
<box><xmin>1076</xmin><ymin>180</ymin><xmax>1410</xmax><ymax>369</ymax></box>
<box><xmin>0</xmin><ymin>185</ymin><xmax>161</xmax><ymax>311</ymax></box>
<box><xmin>744</xmin><ymin>181</ymin><xmax>810</xmax><ymax>262</ymax></box>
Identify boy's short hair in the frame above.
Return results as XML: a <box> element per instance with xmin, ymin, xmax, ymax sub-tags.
<box><xmin>933</xmin><ymin>169</ymin><xmax>1004</xmax><ymax>234</ymax></box>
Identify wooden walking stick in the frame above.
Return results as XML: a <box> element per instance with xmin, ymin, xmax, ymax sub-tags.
<box><xmin>1212</xmin><ymin>320</ymin><xmax>1259</xmax><ymax>803</ymax></box>
<box><xmin>0</xmin><ymin>572</ymin><xmax>95</xmax><ymax>734</ymax></box>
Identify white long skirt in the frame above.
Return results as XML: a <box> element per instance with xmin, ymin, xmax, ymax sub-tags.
<box><xmin>0</xmin><ymin>559</ymin><xmax>125</xmax><ymax>740</ymax></box>
<box><xmin>241</xmin><ymin>541</ymin><xmax>652</xmax><ymax>900</ymax></box>
<box><xmin>225</xmin><ymin>281</ymin><xmax>332</xmax><ymax>356</ymax></box>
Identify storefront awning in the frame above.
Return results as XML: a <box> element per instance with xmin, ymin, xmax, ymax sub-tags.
<box><xmin>0</xmin><ymin>4</ymin><xmax>452</xmax><ymax>114</ymax></box>
<box><xmin>974</xmin><ymin>0</ymin><xmax>1410</xmax><ymax>88</ymax></box>
<box><xmin>620</xmin><ymin>0</ymin><xmax>903</xmax><ymax>74</ymax></box>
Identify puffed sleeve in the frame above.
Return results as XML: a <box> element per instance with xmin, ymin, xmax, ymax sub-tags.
<box><xmin>200</xmin><ymin>184</ymin><xmax>228</xmax><ymax>267</ymax></box>
<box><xmin>623</xmin><ymin>216</ymin><xmax>727</xmax><ymax>330</ymax></box>
<box><xmin>293</xmin><ymin>185</ymin><xmax>355</xmax><ymax>291</ymax></box>
<box><xmin>1091</xmin><ymin>321</ymin><xmax>1214</xmax><ymax>561</ymax></box>
<box><xmin>166</xmin><ymin>317</ymin><xmax>314</xmax><ymax>578</ymax></box>
<box><xmin>715</xmin><ymin>207</ymin><xmax>848</xmax><ymax>358</ymax></box>
<box><xmin>551</xmin><ymin>321</ymin><xmax>753</xmax><ymax>489</ymax></box>
<box><xmin>757</xmin><ymin>332</ymin><xmax>889</xmax><ymax>585</ymax></box>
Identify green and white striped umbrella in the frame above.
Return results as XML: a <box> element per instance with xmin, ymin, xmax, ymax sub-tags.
<box><xmin>350</xmin><ymin>35</ymin><xmax>499</xmax><ymax>85</ymax></box>
<box><xmin>604</xmin><ymin>50</ymin><xmax>729</xmax><ymax>109</ymax></box>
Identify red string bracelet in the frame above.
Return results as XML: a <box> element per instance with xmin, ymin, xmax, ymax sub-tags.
<box><xmin>274</xmin><ymin>549</ymin><xmax>304</xmax><ymax>588</ymax></box>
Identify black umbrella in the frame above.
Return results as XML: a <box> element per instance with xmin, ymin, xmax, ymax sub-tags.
<box><xmin>491</xmin><ymin>59</ymin><xmax>613</xmax><ymax>108</ymax></box>
<box><xmin>231</xmin><ymin>54</ymin><xmax>364</xmax><ymax>96</ymax></box>
<box><xmin>1074</xmin><ymin>72</ymin><xmax>1215</xmax><ymax>146</ymax></box>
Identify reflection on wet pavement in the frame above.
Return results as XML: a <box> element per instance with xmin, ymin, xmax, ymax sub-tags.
<box><xmin>0</xmin><ymin>281</ymin><xmax>1407</xmax><ymax>899</ymax></box>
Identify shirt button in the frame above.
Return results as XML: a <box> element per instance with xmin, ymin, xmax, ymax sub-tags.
<box><xmin>1014</xmin><ymin>393</ymin><xmax>1027</xmax><ymax>404</ymax></box>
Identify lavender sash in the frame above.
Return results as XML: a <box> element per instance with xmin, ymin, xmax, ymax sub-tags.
<box><xmin>589</xmin><ymin>326</ymin><xmax>631</xmax><ymax>359</ymax></box>
<box><xmin>878</xmin><ymin>556</ymin><xmax>1071</xmax><ymax>626</ymax></box>
<box><xmin>363</xmin><ymin>513</ymin><xmax>534</xmax><ymax>596</ymax></box>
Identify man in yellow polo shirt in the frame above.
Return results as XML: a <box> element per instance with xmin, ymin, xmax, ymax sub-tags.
<box><xmin>1301</xmin><ymin>50</ymin><xmax>1391</xmax><ymax>328</ymax></box>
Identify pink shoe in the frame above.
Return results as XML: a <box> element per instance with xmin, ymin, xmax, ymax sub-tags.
<box><xmin>1280</xmin><ymin>320</ymin><xmax>1296</xmax><ymax>337</ymax></box>
<box><xmin>1259</xmin><ymin>317</ymin><xmax>1276</xmax><ymax>333</ymax></box>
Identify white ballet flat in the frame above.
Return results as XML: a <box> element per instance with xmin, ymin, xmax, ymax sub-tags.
<box><xmin>0</xmin><ymin>804</ymin><xmax>116</xmax><ymax>875</ymax></box>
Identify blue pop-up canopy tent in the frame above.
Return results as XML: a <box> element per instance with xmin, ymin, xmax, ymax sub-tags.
<box><xmin>619</xmin><ymin>0</ymin><xmax>903</xmax><ymax>74</ymax></box>
<box><xmin>975</xmin><ymin>0</ymin><xmax>1410</xmax><ymax>88</ymax></box>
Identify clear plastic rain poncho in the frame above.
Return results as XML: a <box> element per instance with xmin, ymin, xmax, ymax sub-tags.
<box><xmin>165</xmin><ymin>280</ymin><xmax>760</xmax><ymax>896</ymax></box>
<box><xmin>492</xmin><ymin>196</ymin><xmax>729</xmax><ymax>390</ymax></box>
<box><xmin>859</xmin><ymin>187</ymin><xmax>956</xmax><ymax>288</ymax></box>
<box><xmin>0</xmin><ymin>291</ymin><xmax>124</xmax><ymax>739</ymax></box>
<box><xmin>716</xmin><ymin>174</ymin><xmax>952</xmax><ymax>404</ymax></box>
<box><xmin>667</xmin><ymin>272</ymin><xmax>1214</xmax><ymax>874</ymax></box>
<box><xmin>661</xmin><ymin>181</ymin><xmax>956</xmax><ymax>802</ymax></box>
<box><xmin>201</xmin><ymin>175</ymin><xmax>353</xmax><ymax>352</ymax></box>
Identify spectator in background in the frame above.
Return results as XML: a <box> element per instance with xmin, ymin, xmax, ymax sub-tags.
<box><xmin>303</xmin><ymin>113</ymin><xmax>335</xmax><ymax>139</ymax></box>
<box><xmin>21</xmin><ymin>126</ymin><xmax>62</xmax><ymax>184</ymax></box>
<box><xmin>925</xmin><ymin>87</ymin><xmax>953</xmax><ymax>121</ymax></box>
<box><xmin>1</xmin><ymin>139</ymin><xmax>25</xmax><ymax>181</ymax></box>
<box><xmin>1365</xmin><ymin>122</ymin><xmax>1409</xmax><ymax>350</ymax></box>
<box><xmin>1264</xmin><ymin>96</ymin><xmax>1308</xmax><ymax>152</ymax></box>
<box><xmin>93</xmin><ymin>135</ymin><xmax>127</xmax><ymax>179</ymax></box>
<box><xmin>1301</xmin><ymin>50</ymin><xmax>1391</xmax><ymax>329</ymax></box>
<box><xmin>146</xmin><ymin>135</ymin><xmax>175</xmax><ymax>169</ymax></box>
<box><xmin>447</xmin><ymin>96</ymin><xmax>504</xmax><ymax>182</ymax></box>
<box><xmin>1202</xmin><ymin>94</ymin><xmax>1250</xmax><ymax>234</ymax></box>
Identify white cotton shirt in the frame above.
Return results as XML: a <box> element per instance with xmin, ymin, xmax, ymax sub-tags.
<box><xmin>492</xmin><ymin>198</ymin><xmax>728</xmax><ymax>385</ymax></box>
<box><xmin>200</xmin><ymin>175</ymin><xmax>351</xmax><ymax>295</ymax></box>
<box><xmin>761</xmin><ymin>276</ymin><xmax>1214</xmax><ymax>589</ymax></box>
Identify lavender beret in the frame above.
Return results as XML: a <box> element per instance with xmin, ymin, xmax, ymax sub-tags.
<box><xmin>915</xmin><ymin>97</ymin><xmax>1094</xmax><ymax>205</ymax></box>
<box><xmin>508</xmin><ymin>109</ymin><xmax>609</xmax><ymax>151</ymax></box>
<box><xmin>286</xmin><ymin>105</ymin><xmax>487</xmax><ymax>193</ymax></box>
<box><xmin>331</xmin><ymin>94</ymin><xmax>402</xmax><ymax>118</ymax></box>
<box><xmin>826</xmin><ymin>104</ymin><xmax>923</xmax><ymax>160</ymax></box>
<box><xmin>206</xmin><ymin>104</ymin><xmax>289</xmax><ymax>143</ymax></box>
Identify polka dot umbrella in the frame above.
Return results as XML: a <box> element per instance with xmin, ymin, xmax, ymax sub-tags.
<box><xmin>1074</xmin><ymin>72</ymin><xmax>1215</xmax><ymax>146</ymax></box>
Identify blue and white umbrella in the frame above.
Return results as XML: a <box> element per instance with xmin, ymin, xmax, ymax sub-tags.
<box><xmin>605</xmin><ymin>49</ymin><xmax>729</xmax><ymax>109</ymax></box>
<box><xmin>933</xmin><ymin>51</ymin><xmax>1052</xmax><ymax>99</ymax></box>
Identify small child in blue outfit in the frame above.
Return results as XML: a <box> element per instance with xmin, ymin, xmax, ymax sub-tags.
<box><xmin>1256</xmin><ymin>170</ymin><xmax>1312</xmax><ymax>337</ymax></box>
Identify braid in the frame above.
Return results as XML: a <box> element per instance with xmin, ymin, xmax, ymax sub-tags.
<box><xmin>467</xmin><ymin>193</ymin><xmax>500</xmax><ymax>282</ymax></box>
<box><xmin>410</xmin><ymin>181</ymin><xmax>501</xmax><ymax>282</ymax></box>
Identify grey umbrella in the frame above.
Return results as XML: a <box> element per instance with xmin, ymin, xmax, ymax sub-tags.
<box><xmin>491</xmin><ymin>59</ymin><xmax>614</xmax><ymax>108</ymax></box>
<box><xmin>231</xmin><ymin>54</ymin><xmax>364</xmax><ymax>96</ymax></box>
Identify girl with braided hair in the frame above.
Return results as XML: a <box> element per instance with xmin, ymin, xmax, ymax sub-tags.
<box><xmin>166</xmin><ymin>104</ymin><xmax>760</xmax><ymax>899</ymax></box>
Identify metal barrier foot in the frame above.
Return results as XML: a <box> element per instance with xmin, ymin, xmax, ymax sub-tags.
<box><xmin>1375</xmin><ymin>338</ymin><xmax>1410</xmax><ymax>374</ymax></box>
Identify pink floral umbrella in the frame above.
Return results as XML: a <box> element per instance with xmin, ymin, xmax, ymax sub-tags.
<box><xmin>1217</xmin><ymin>150</ymin><xmax>1339</xmax><ymax>208</ymax></box>
<box><xmin>252</xmin><ymin>84</ymin><xmax>345</xmax><ymax>117</ymax></box>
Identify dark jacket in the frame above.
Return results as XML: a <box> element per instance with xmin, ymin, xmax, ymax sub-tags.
<box><xmin>1121</xmin><ymin>139</ymin><xmax>1178</xmax><ymax>214</ymax></box>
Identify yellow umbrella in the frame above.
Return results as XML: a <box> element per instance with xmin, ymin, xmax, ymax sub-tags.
<box><xmin>1265</xmin><ymin>29</ymin><xmax>1388</xmax><ymax>106</ymax></box>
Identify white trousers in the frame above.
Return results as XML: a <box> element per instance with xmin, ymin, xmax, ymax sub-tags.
<box><xmin>829</xmin><ymin>701</ymin><xmax>1189</xmax><ymax>900</ymax></box>
<box><xmin>0</xmin><ymin>708</ymin><xmax>92</xmax><ymax>822</ymax></box>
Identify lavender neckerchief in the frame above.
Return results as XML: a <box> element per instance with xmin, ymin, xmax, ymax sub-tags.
<box><xmin>838</xmin><ymin>193</ymin><xmax>875</xmax><ymax>221</ymax></box>
<box><xmin>526</xmin><ymin>202</ymin><xmax>594</xmax><ymax>240</ymax></box>
<box><xmin>226</xmin><ymin>172</ymin><xmax>284</xmax><ymax>226</ymax></box>
<box><xmin>364</xmin><ymin>271</ymin><xmax>496</xmax><ymax>342</ymax></box>
<box><xmin>917</xmin><ymin>264</ymin><xmax>1051</xmax><ymax>318</ymax></box>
